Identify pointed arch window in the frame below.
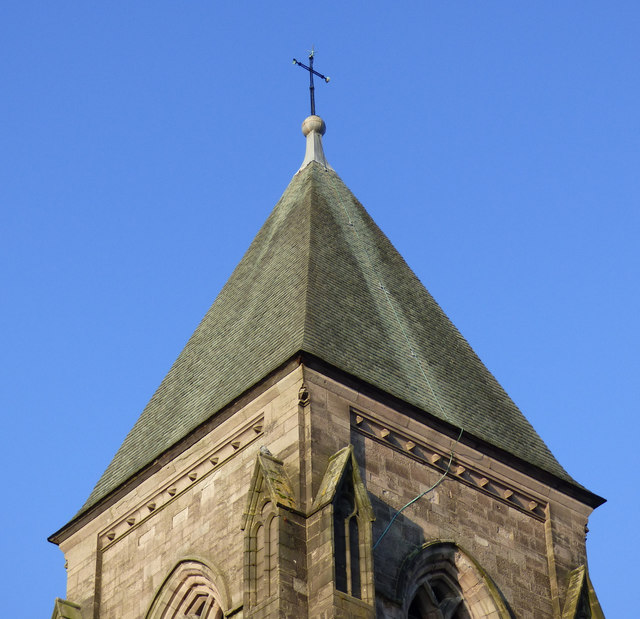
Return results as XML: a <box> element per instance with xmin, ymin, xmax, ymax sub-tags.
<box><xmin>398</xmin><ymin>542</ymin><xmax>512</xmax><ymax>619</ymax></box>
<box><xmin>248</xmin><ymin>499</ymin><xmax>278</xmax><ymax>605</ymax></box>
<box><xmin>145</xmin><ymin>559</ymin><xmax>228</xmax><ymax>619</ymax></box>
<box><xmin>311</xmin><ymin>444</ymin><xmax>375</xmax><ymax>604</ymax></box>
<box><xmin>334</xmin><ymin>459</ymin><xmax>362</xmax><ymax>599</ymax></box>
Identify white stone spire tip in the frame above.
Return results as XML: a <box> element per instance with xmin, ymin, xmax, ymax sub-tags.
<box><xmin>297</xmin><ymin>115</ymin><xmax>333</xmax><ymax>173</ymax></box>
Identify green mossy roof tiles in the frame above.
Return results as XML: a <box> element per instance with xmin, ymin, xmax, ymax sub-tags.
<box><xmin>81</xmin><ymin>162</ymin><xmax>575</xmax><ymax>515</ymax></box>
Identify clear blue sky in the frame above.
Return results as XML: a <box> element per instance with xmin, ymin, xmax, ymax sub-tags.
<box><xmin>1</xmin><ymin>3</ymin><xmax>637</xmax><ymax>616</ymax></box>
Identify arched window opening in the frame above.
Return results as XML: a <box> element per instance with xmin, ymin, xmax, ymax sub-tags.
<box><xmin>399</xmin><ymin>542</ymin><xmax>511</xmax><ymax>619</ymax></box>
<box><xmin>333</xmin><ymin>460</ymin><xmax>363</xmax><ymax>599</ymax></box>
<box><xmin>255</xmin><ymin>523</ymin><xmax>265</xmax><ymax>601</ymax></box>
<box><xmin>334</xmin><ymin>493</ymin><xmax>351</xmax><ymax>593</ymax></box>
<box><xmin>312</xmin><ymin>444</ymin><xmax>375</xmax><ymax>605</ymax></box>
<box><xmin>267</xmin><ymin>512</ymin><xmax>278</xmax><ymax>597</ymax></box>
<box><xmin>348</xmin><ymin>515</ymin><xmax>361</xmax><ymax>598</ymax></box>
<box><xmin>145</xmin><ymin>560</ymin><xmax>227</xmax><ymax>619</ymax></box>
<box><xmin>247</xmin><ymin>500</ymin><xmax>278</xmax><ymax>607</ymax></box>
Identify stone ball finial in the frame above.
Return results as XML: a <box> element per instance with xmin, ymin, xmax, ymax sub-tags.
<box><xmin>302</xmin><ymin>115</ymin><xmax>326</xmax><ymax>137</ymax></box>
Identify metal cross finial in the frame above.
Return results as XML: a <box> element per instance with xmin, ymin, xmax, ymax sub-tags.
<box><xmin>293</xmin><ymin>48</ymin><xmax>330</xmax><ymax>116</ymax></box>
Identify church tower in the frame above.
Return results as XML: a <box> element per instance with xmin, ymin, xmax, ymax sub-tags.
<box><xmin>49</xmin><ymin>113</ymin><xmax>605</xmax><ymax>619</ymax></box>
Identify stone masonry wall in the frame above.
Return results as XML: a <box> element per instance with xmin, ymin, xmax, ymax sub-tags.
<box><xmin>302</xmin><ymin>367</ymin><xmax>595</xmax><ymax>619</ymax></box>
<box><xmin>59</xmin><ymin>366</ymin><xmax>306</xmax><ymax>618</ymax></box>
<box><xmin>57</xmin><ymin>362</ymin><xmax>595</xmax><ymax>618</ymax></box>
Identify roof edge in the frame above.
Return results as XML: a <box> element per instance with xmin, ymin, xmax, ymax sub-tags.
<box><xmin>50</xmin><ymin>350</ymin><xmax>605</xmax><ymax>546</ymax></box>
<box><xmin>48</xmin><ymin>354</ymin><xmax>306</xmax><ymax>546</ymax></box>
<box><xmin>300</xmin><ymin>353</ymin><xmax>606</xmax><ymax>510</ymax></box>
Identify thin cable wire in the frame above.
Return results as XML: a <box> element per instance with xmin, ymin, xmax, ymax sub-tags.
<box><xmin>373</xmin><ymin>428</ymin><xmax>463</xmax><ymax>550</ymax></box>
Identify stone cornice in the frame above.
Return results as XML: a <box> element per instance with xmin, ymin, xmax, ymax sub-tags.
<box><xmin>350</xmin><ymin>408</ymin><xmax>547</xmax><ymax>521</ymax></box>
<box><xmin>49</xmin><ymin>358</ymin><xmax>304</xmax><ymax>546</ymax></box>
<box><xmin>301</xmin><ymin>355</ymin><xmax>604</xmax><ymax>510</ymax></box>
<box><xmin>99</xmin><ymin>413</ymin><xmax>264</xmax><ymax>550</ymax></box>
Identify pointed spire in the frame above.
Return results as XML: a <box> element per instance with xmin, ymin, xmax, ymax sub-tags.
<box><xmin>297</xmin><ymin>115</ymin><xmax>333</xmax><ymax>173</ymax></box>
<box><xmin>68</xmin><ymin>113</ymin><xmax>603</xmax><ymax>523</ymax></box>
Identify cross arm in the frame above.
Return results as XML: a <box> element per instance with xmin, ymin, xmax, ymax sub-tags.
<box><xmin>292</xmin><ymin>59</ymin><xmax>330</xmax><ymax>83</ymax></box>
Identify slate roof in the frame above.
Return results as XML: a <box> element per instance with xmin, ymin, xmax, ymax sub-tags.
<box><xmin>81</xmin><ymin>154</ymin><xmax>579</xmax><ymax>515</ymax></box>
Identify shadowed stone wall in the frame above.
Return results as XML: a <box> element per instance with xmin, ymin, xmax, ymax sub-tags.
<box><xmin>303</xmin><ymin>367</ymin><xmax>593</xmax><ymax>619</ymax></box>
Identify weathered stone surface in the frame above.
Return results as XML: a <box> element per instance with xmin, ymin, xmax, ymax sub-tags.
<box><xmin>52</xmin><ymin>364</ymin><xmax>599</xmax><ymax>618</ymax></box>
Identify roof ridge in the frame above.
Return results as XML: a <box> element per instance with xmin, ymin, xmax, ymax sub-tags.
<box><xmin>301</xmin><ymin>165</ymin><xmax>319</xmax><ymax>349</ymax></box>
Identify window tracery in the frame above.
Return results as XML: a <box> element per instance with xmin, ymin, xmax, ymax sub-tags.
<box><xmin>407</xmin><ymin>571</ymin><xmax>470</xmax><ymax>619</ymax></box>
<box><xmin>399</xmin><ymin>542</ymin><xmax>511</xmax><ymax>619</ymax></box>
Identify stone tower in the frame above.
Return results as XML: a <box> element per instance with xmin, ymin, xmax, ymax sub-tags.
<box><xmin>49</xmin><ymin>115</ymin><xmax>605</xmax><ymax>619</ymax></box>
